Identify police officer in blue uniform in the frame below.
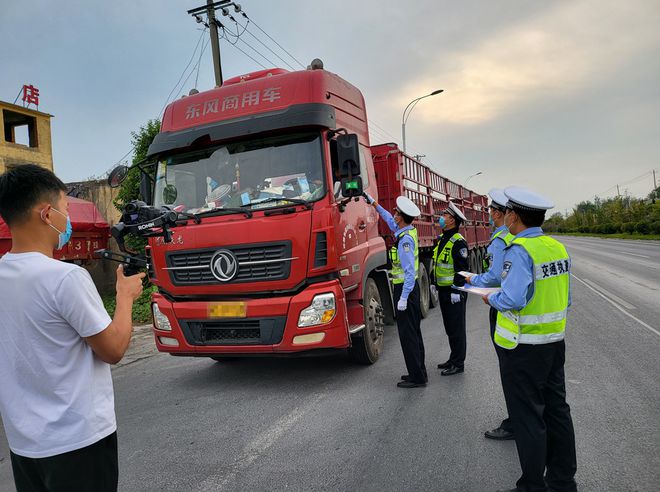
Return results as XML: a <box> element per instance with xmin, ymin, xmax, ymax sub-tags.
<box><xmin>433</xmin><ymin>202</ymin><xmax>470</xmax><ymax>376</ymax></box>
<box><xmin>364</xmin><ymin>192</ymin><xmax>427</xmax><ymax>388</ymax></box>
<box><xmin>466</xmin><ymin>188</ymin><xmax>515</xmax><ymax>440</ymax></box>
<box><xmin>485</xmin><ymin>187</ymin><xmax>577</xmax><ymax>492</ymax></box>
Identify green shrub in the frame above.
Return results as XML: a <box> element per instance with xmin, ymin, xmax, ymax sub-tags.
<box><xmin>102</xmin><ymin>284</ymin><xmax>156</xmax><ymax>324</ymax></box>
<box><xmin>635</xmin><ymin>221</ymin><xmax>650</xmax><ymax>234</ymax></box>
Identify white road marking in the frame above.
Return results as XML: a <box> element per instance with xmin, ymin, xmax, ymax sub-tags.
<box><xmin>571</xmin><ymin>274</ymin><xmax>660</xmax><ymax>338</ymax></box>
<box><xmin>581</xmin><ymin>278</ymin><xmax>636</xmax><ymax>310</ymax></box>
<box><xmin>197</xmin><ymin>392</ymin><xmax>326</xmax><ymax>491</ymax></box>
<box><xmin>617</xmin><ymin>251</ymin><xmax>650</xmax><ymax>259</ymax></box>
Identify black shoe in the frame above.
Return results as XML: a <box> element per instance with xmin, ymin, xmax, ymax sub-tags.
<box><xmin>437</xmin><ymin>360</ymin><xmax>452</xmax><ymax>369</ymax></box>
<box><xmin>401</xmin><ymin>375</ymin><xmax>428</xmax><ymax>383</ymax></box>
<box><xmin>484</xmin><ymin>426</ymin><xmax>515</xmax><ymax>440</ymax></box>
<box><xmin>397</xmin><ymin>380</ymin><xmax>427</xmax><ymax>388</ymax></box>
<box><xmin>440</xmin><ymin>365</ymin><xmax>464</xmax><ymax>376</ymax></box>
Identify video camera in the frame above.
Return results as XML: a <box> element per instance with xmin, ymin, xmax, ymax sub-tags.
<box><xmin>95</xmin><ymin>200</ymin><xmax>180</xmax><ymax>276</ymax></box>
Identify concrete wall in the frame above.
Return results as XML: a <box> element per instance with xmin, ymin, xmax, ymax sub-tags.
<box><xmin>0</xmin><ymin>101</ymin><xmax>53</xmax><ymax>173</ymax></box>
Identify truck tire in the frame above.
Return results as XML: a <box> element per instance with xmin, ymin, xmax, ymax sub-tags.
<box><xmin>349</xmin><ymin>278</ymin><xmax>385</xmax><ymax>365</ymax></box>
<box><xmin>424</xmin><ymin>258</ymin><xmax>439</xmax><ymax>308</ymax></box>
<box><xmin>418</xmin><ymin>262</ymin><xmax>431</xmax><ymax>318</ymax></box>
<box><xmin>475</xmin><ymin>248</ymin><xmax>483</xmax><ymax>274</ymax></box>
<box><xmin>468</xmin><ymin>249</ymin><xmax>477</xmax><ymax>274</ymax></box>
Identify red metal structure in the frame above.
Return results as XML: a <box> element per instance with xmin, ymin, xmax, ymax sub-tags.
<box><xmin>141</xmin><ymin>63</ymin><xmax>490</xmax><ymax>364</ymax></box>
<box><xmin>0</xmin><ymin>197</ymin><xmax>110</xmax><ymax>261</ymax></box>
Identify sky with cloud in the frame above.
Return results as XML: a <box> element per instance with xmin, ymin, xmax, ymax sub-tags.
<box><xmin>1</xmin><ymin>0</ymin><xmax>659</xmax><ymax>213</ymax></box>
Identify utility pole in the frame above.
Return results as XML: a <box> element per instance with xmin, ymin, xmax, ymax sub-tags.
<box><xmin>188</xmin><ymin>0</ymin><xmax>239</xmax><ymax>87</ymax></box>
<box><xmin>207</xmin><ymin>0</ymin><xmax>223</xmax><ymax>87</ymax></box>
<box><xmin>616</xmin><ymin>184</ymin><xmax>620</xmax><ymax>197</ymax></box>
<box><xmin>654</xmin><ymin>169</ymin><xmax>657</xmax><ymax>199</ymax></box>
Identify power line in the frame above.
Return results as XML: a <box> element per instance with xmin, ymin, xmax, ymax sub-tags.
<box><xmin>239</xmin><ymin>12</ymin><xmax>305</xmax><ymax>69</ymax></box>
<box><xmin>194</xmin><ymin>37</ymin><xmax>211</xmax><ymax>89</ymax></box>
<box><xmin>159</xmin><ymin>28</ymin><xmax>208</xmax><ymax>117</ymax></box>
<box><xmin>220</xmin><ymin>27</ymin><xmax>267</xmax><ymax>69</ymax></box>
<box><xmin>230</xmin><ymin>16</ymin><xmax>296</xmax><ymax>70</ymax></box>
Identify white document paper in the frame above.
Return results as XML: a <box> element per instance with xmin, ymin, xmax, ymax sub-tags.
<box><xmin>455</xmin><ymin>285</ymin><xmax>501</xmax><ymax>296</ymax></box>
<box><xmin>457</xmin><ymin>271</ymin><xmax>473</xmax><ymax>278</ymax></box>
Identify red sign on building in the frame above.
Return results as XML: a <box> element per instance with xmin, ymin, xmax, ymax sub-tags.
<box><xmin>22</xmin><ymin>84</ymin><xmax>40</xmax><ymax>107</ymax></box>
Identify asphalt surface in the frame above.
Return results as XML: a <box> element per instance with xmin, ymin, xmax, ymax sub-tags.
<box><xmin>1</xmin><ymin>235</ymin><xmax>659</xmax><ymax>491</ymax></box>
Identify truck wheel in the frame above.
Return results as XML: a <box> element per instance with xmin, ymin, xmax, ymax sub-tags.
<box><xmin>424</xmin><ymin>258</ymin><xmax>439</xmax><ymax>308</ymax></box>
<box><xmin>475</xmin><ymin>249</ymin><xmax>483</xmax><ymax>274</ymax></box>
<box><xmin>349</xmin><ymin>278</ymin><xmax>385</xmax><ymax>365</ymax></box>
<box><xmin>418</xmin><ymin>262</ymin><xmax>430</xmax><ymax>319</ymax></box>
<box><xmin>468</xmin><ymin>250</ymin><xmax>476</xmax><ymax>274</ymax></box>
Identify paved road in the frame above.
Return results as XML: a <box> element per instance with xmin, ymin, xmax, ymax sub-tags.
<box><xmin>1</xmin><ymin>236</ymin><xmax>659</xmax><ymax>491</ymax></box>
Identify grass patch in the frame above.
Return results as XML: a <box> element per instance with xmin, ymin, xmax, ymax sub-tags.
<box><xmin>102</xmin><ymin>284</ymin><xmax>156</xmax><ymax>324</ymax></box>
<box><xmin>551</xmin><ymin>232</ymin><xmax>660</xmax><ymax>240</ymax></box>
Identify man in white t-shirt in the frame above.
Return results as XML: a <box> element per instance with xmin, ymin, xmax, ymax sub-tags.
<box><xmin>0</xmin><ymin>164</ymin><xmax>145</xmax><ymax>492</ymax></box>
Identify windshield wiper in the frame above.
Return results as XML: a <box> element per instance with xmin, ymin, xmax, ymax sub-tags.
<box><xmin>175</xmin><ymin>211</ymin><xmax>202</xmax><ymax>224</ymax></box>
<box><xmin>241</xmin><ymin>196</ymin><xmax>313</xmax><ymax>210</ymax></box>
<box><xmin>196</xmin><ymin>207</ymin><xmax>253</xmax><ymax>219</ymax></box>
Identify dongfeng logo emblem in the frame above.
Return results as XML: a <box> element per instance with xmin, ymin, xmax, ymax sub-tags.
<box><xmin>210</xmin><ymin>249</ymin><xmax>238</xmax><ymax>282</ymax></box>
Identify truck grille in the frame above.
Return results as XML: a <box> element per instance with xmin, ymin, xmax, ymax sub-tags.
<box><xmin>166</xmin><ymin>241</ymin><xmax>292</xmax><ymax>285</ymax></box>
<box><xmin>180</xmin><ymin>317</ymin><xmax>286</xmax><ymax>346</ymax></box>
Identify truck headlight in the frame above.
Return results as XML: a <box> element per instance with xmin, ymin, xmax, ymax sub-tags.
<box><xmin>297</xmin><ymin>293</ymin><xmax>336</xmax><ymax>327</ymax></box>
<box><xmin>152</xmin><ymin>303</ymin><xmax>172</xmax><ymax>331</ymax></box>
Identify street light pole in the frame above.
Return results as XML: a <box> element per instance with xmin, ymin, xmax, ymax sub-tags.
<box><xmin>401</xmin><ymin>89</ymin><xmax>443</xmax><ymax>153</ymax></box>
<box><xmin>464</xmin><ymin>171</ymin><xmax>483</xmax><ymax>188</ymax></box>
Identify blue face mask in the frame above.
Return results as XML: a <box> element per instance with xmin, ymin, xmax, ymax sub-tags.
<box><xmin>49</xmin><ymin>208</ymin><xmax>73</xmax><ymax>250</ymax></box>
<box><xmin>488</xmin><ymin>216</ymin><xmax>494</xmax><ymax>227</ymax></box>
<box><xmin>438</xmin><ymin>216</ymin><xmax>446</xmax><ymax>228</ymax></box>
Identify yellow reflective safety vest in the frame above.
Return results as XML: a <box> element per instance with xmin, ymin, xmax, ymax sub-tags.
<box><xmin>495</xmin><ymin>236</ymin><xmax>570</xmax><ymax>349</ymax></box>
<box><xmin>483</xmin><ymin>230</ymin><xmax>515</xmax><ymax>272</ymax></box>
<box><xmin>433</xmin><ymin>232</ymin><xmax>464</xmax><ymax>286</ymax></box>
<box><xmin>389</xmin><ymin>227</ymin><xmax>419</xmax><ymax>284</ymax></box>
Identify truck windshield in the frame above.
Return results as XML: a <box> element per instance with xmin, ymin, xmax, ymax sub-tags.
<box><xmin>153</xmin><ymin>132</ymin><xmax>325</xmax><ymax>214</ymax></box>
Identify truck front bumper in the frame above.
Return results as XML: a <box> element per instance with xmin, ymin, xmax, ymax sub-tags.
<box><xmin>151</xmin><ymin>279</ymin><xmax>351</xmax><ymax>355</ymax></box>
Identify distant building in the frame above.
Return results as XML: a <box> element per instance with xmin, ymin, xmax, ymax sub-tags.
<box><xmin>0</xmin><ymin>99</ymin><xmax>54</xmax><ymax>173</ymax></box>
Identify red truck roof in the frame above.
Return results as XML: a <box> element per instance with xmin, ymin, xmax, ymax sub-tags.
<box><xmin>371</xmin><ymin>143</ymin><xmax>490</xmax><ymax>249</ymax></box>
<box><xmin>161</xmin><ymin>67</ymin><xmax>370</xmax><ymax>143</ymax></box>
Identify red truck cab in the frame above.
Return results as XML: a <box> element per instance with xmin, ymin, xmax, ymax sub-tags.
<box><xmin>139</xmin><ymin>61</ymin><xmax>490</xmax><ymax>364</ymax></box>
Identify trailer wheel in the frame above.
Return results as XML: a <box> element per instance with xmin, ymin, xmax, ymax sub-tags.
<box><xmin>468</xmin><ymin>249</ymin><xmax>477</xmax><ymax>274</ymax></box>
<box><xmin>418</xmin><ymin>262</ymin><xmax>431</xmax><ymax>318</ymax></box>
<box><xmin>349</xmin><ymin>278</ymin><xmax>385</xmax><ymax>365</ymax></box>
<box><xmin>425</xmin><ymin>258</ymin><xmax>439</xmax><ymax>308</ymax></box>
<box><xmin>475</xmin><ymin>248</ymin><xmax>484</xmax><ymax>274</ymax></box>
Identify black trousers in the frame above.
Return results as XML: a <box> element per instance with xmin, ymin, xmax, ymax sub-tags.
<box><xmin>438</xmin><ymin>286</ymin><xmax>466</xmax><ymax>368</ymax></box>
<box><xmin>500</xmin><ymin>342</ymin><xmax>577</xmax><ymax>492</ymax></box>
<box><xmin>10</xmin><ymin>431</ymin><xmax>118</xmax><ymax>492</ymax></box>
<box><xmin>490</xmin><ymin>307</ymin><xmax>513</xmax><ymax>433</ymax></box>
<box><xmin>394</xmin><ymin>282</ymin><xmax>427</xmax><ymax>383</ymax></box>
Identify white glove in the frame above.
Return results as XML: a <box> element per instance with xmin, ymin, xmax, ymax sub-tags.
<box><xmin>362</xmin><ymin>192</ymin><xmax>375</xmax><ymax>205</ymax></box>
<box><xmin>430</xmin><ymin>285</ymin><xmax>437</xmax><ymax>298</ymax></box>
<box><xmin>397</xmin><ymin>297</ymin><xmax>408</xmax><ymax>311</ymax></box>
<box><xmin>450</xmin><ymin>293</ymin><xmax>461</xmax><ymax>304</ymax></box>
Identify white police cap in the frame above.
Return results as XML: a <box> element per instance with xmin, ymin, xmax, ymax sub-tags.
<box><xmin>396</xmin><ymin>196</ymin><xmax>421</xmax><ymax>217</ymax></box>
<box><xmin>488</xmin><ymin>188</ymin><xmax>508</xmax><ymax>210</ymax></box>
<box><xmin>445</xmin><ymin>201</ymin><xmax>467</xmax><ymax>222</ymax></box>
<box><xmin>504</xmin><ymin>186</ymin><xmax>554</xmax><ymax>211</ymax></box>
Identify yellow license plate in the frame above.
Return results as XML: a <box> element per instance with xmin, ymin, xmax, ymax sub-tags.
<box><xmin>208</xmin><ymin>302</ymin><xmax>247</xmax><ymax>318</ymax></box>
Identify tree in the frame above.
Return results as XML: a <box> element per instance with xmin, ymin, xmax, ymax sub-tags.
<box><xmin>112</xmin><ymin>119</ymin><xmax>161</xmax><ymax>252</ymax></box>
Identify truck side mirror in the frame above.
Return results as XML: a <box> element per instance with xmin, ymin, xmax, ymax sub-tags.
<box><xmin>140</xmin><ymin>173</ymin><xmax>153</xmax><ymax>204</ymax></box>
<box><xmin>337</xmin><ymin>134</ymin><xmax>360</xmax><ymax>178</ymax></box>
<box><xmin>108</xmin><ymin>166</ymin><xmax>129</xmax><ymax>188</ymax></box>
